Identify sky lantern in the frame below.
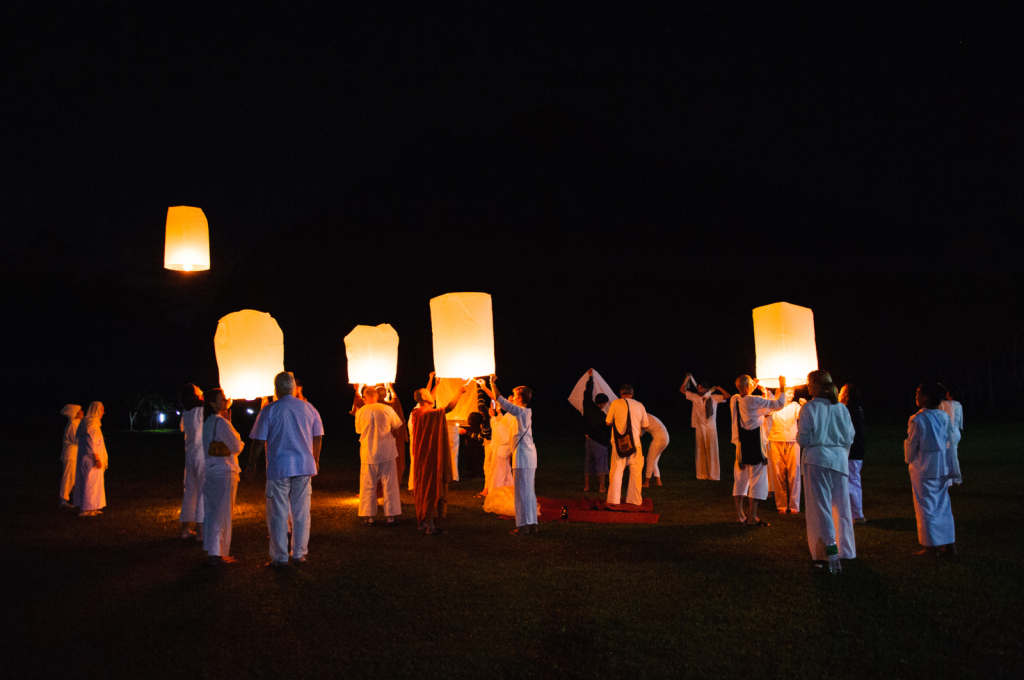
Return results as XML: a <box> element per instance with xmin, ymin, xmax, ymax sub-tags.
<box><xmin>214</xmin><ymin>310</ymin><xmax>284</xmax><ymax>400</ymax></box>
<box><xmin>752</xmin><ymin>301</ymin><xmax>818</xmax><ymax>388</ymax></box>
<box><xmin>344</xmin><ymin>324</ymin><xmax>399</xmax><ymax>386</ymax></box>
<box><xmin>163</xmin><ymin>206</ymin><xmax>210</xmax><ymax>272</ymax></box>
<box><xmin>430</xmin><ymin>292</ymin><xmax>495</xmax><ymax>379</ymax></box>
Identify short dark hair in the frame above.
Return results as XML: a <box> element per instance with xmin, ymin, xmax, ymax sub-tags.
<box><xmin>515</xmin><ymin>386</ymin><xmax>533</xmax><ymax>406</ymax></box>
<box><xmin>361</xmin><ymin>385</ymin><xmax>378</xmax><ymax>397</ymax></box>
<box><xmin>595</xmin><ymin>393</ymin><xmax>609</xmax><ymax>405</ymax></box>
<box><xmin>918</xmin><ymin>382</ymin><xmax>946</xmax><ymax>409</ymax></box>
<box><xmin>620</xmin><ymin>384</ymin><xmax>634</xmax><ymax>396</ymax></box>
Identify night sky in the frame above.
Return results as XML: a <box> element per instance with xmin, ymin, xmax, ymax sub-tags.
<box><xmin>3</xmin><ymin>5</ymin><xmax>1021</xmax><ymax>436</ymax></box>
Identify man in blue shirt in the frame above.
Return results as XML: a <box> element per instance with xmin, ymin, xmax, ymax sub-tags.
<box><xmin>248</xmin><ymin>372</ymin><xmax>324</xmax><ymax>567</ymax></box>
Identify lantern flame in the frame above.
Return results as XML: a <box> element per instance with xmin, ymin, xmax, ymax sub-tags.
<box><xmin>752</xmin><ymin>302</ymin><xmax>818</xmax><ymax>388</ymax></box>
<box><xmin>430</xmin><ymin>293</ymin><xmax>495</xmax><ymax>379</ymax></box>
<box><xmin>164</xmin><ymin>206</ymin><xmax>210</xmax><ymax>272</ymax></box>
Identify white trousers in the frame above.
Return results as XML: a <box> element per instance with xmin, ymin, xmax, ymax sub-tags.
<box><xmin>180</xmin><ymin>456</ymin><xmax>206</xmax><ymax>523</ymax></box>
<box><xmin>513</xmin><ymin>468</ymin><xmax>538</xmax><ymax>527</ymax></box>
<box><xmin>645</xmin><ymin>437</ymin><xmax>669</xmax><ymax>479</ymax></box>
<box><xmin>768</xmin><ymin>441</ymin><xmax>801</xmax><ymax>512</ymax></box>
<box><xmin>803</xmin><ymin>464</ymin><xmax>856</xmax><ymax>560</ymax></box>
<box><xmin>60</xmin><ymin>457</ymin><xmax>76</xmax><ymax>502</ymax></box>
<box><xmin>946</xmin><ymin>442</ymin><xmax>962</xmax><ymax>487</ymax></box>
<box><xmin>482</xmin><ymin>441</ymin><xmax>494</xmax><ymax>492</ymax></box>
<box><xmin>492</xmin><ymin>454</ymin><xmax>513</xmax><ymax>488</ymax></box>
<box><xmin>448</xmin><ymin>421</ymin><xmax>461</xmax><ymax>481</ymax></box>
<box><xmin>266</xmin><ymin>475</ymin><xmax>311</xmax><ymax>562</ymax></box>
<box><xmin>848</xmin><ymin>460</ymin><xmax>864</xmax><ymax>519</ymax></box>
<box><xmin>203</xmin><ymin>470</ymin><xmax>238</xmax><ymax>557</ymax></box>
<box><xmin>78</xmin><ymin>455</ymin><xmax>106</xmax><ymax>512</ymax></box>
<box><xmin>359</xmin><ymin>459</ymin><xmax>402</xmax><ymax>518</ymax></box>
<box><xmin>733</xmin><ymin>461</ymin><xmax>769</xmax><ymax>500</ymax></box>
<box><xmin>910</xmin><ymin>472</ymin><xmax>956</xmax><ymax>546</ymax></box>
<box><xmin>695</xmin><ymin>427</ymin><xmax>720</xmax><ymax>480</ymax></box>
<box><xmin>608</xmin><ymin>452</ymin><xmax>644</xmax><ymax>505</ymax></box>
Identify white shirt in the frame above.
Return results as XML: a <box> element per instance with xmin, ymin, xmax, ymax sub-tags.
<box><xmin>497</xmin><ymin>396</ymin><xmax>536</xmax><ymax>469</ymax></box>
<box><xmin>77</xmin><ymin>418</ymin><xmax>108</xmax><ymax>468</ymax></box>
<box><xmin>61</xmin><ymin>419</ymin><xmax>79</xmax><ymax>461</ymax></box>
<box><xmin>643</xmin><ymin>414</ymin><xmax>669</xmax><ymax>445</ymax></box>
<box><xmin>767</xmin><ymin>400</ymin><xmax>801</xmax><ymax>442</ymax></box>
<box><xmin>730</xmin><ymin>391</ymin><xmax>789</xmax><ymax>444</ymax></box>
<box><xmin>605</xmin><ymin>397</ymin><xmax>650</xmax><ymax>449</ymax></box>
<box><xmin>797</xmin><ymin>398</ymin><xmax>855</xmax><ymax>474</ymax></box>
<box><xmin>249</xmin><ymin>395</ymin><xmax>324</xmax><ymax>480</ymax></box>
<box><xmin>904</xmin><ymin>408</ymin><xmax>956</xmax><ymax>479</ymax></box>
<box><xmin>939</xmin><ymin>400</ymin><xmax>964</xmax><ymax>432</ymax></box>
<box><xmin>203</xmin><ymin>414</ymin><xmax>244</xmax><ymax>473</ymax></box>
<box><xmin>180</xmin><ymin>406</ymin><xmax>205</xmax><ymax>463</ymax></box>
<box><xmin>354</xmin><ymin>402</ymin><xmax>402</xmax><ymax>465</ymax></box>
<box><xmin>684</xmin><ymin>391</ymin><xmax>725</xmax><ymax>429</ymax></box>
<box><xmin>491</xmin><ymin>412</ymin><xmax>513</xmax><ymax>456</ymax></box>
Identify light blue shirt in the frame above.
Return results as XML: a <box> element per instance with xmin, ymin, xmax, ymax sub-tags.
<box><xmin>250</xmin><ymin>395</ymin><xmax>324</xmax><ymax>481</ymax></box>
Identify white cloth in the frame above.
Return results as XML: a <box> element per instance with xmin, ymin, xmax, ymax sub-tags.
<box><xmin>938</xmin><ymin>399</ymin><xmax>964</xmax><ymax>486</ymax></box>
<box><xmin>61</xmin><ymin>416</ymin><xmax>79</xmax><ymax>462</ymax></box>
<box><xmin>498</xmin><ymin>397</ymin><xmax>536</xmax><ymax>469</ymax></box>
<box><xmin>695</xmin><ymin>427</ymin><xmax>720</xmax><ymax>480</ymax></box>
<box><xmin>730</xmin><ymin>391</ymin><xmax>788</xmax><ymax>444</ymax></box>
<box><xmin>684</xmin><ymin>390</ymin><xmax>725</xmax><ymax>428</ymax></box>
<box><xmin>803</xmin><ymin>464</ymin><xmax>856</xmax><ymax>560</ymax></box>
<box><xmin>482</xmin><ymin>440</ymin><xmax>494</xmax><ymax>492</ymax></box>
<box><xmin>904</xmin><ymin>409</ymin><xmax>956</xmax><ymax>481</ymax></box>
<box><xmin>407</xmin><ymin>406</ymin><xmax>419</xmax><ymax>490</ymax></box>
<box><xmin>910</xmin><ymin>473</ymin><xmax>956</xmax><ymax>546</ymax></box>
<box><xmin>567</xmin><ymin>369</ymin><xmax>616</xmax><ymax>414</ymax></box>
<box><xmin>797</xmin><ymin>398</ymin><xmax>855</xmax><ymax>475</ymax></box>
<box><xmin>76</xmin><ymin>417</ymin><xmax>107</xmax><ymax>512</ymax></box>
<box><xmin>768</xmin><ymin>400</ymin><xmax>801</xmax><ymax>441</ymax></box>
<box><xmin>359</xmin><ymin>458</ymin><xmax>402</xmax><ymax>517</ymax></box>
<box><xmin>60</xmin><ymin>458</ymin><xmax>76</xmax><ymax>502</ymax></box>
<box><xmin>354</xmin><ymin>402</ymin><xmax>402</xmax><ymax>464</ymax></box>
<box><xmin>732</xmin><ymin>461</ymin><xmax>769</xmax><ymax>500</ymax></box>
<box><xmin>491</xmin><ymin>448</ymin><xmax>513</xmax><ymax>488</ymax></box>
<box><xmin>483</xmin><ymin>483</ymin><xmax>515</xmax><ymax>515</ymax></box>
<box><xmin>448</xmin><ymin>420</ymin><xmax>461</xmax><ymax>481</ymax></box>
<box><xmin>606</xmin><ymin>397</ymin><xmax>650</xmax><ymax>454</ymax></box>
<box><xmin>180</xmin><ymin>406</ymin><xmax>207</xmax><ymax>523</ymax></box>
<box><xmin>608</xmin><ymin>452</ymin><xmax>644</xmax><ymax>505</ymax></box>
<box><xmin>767</xmin><ymin>441</ymin><xmax>801</xmax><ymax>512</ymax></box>
<box><xmin>202</xmin><ymin>414</ymin><xmax>244</xmax><ymax>474</ymax></box>
<box><xmin>513</xmin><ymin>468</ymin><xmax>538</xmax><ymax>527</ymax></box>
<box><xmin>266</xmin><ymin>475</ymin><xmax>311</xmax><ymax>562</ymax></box>
<box><xmin>643</xmin><ymin>414</ymin><xmax>669</xmax><ymax>479</ymax></box>
<box><xmin>848</xmin><ymin>459</ymin><xmax>864</xmax><ymax>520</ymax></box>
<box><xmin>203</xmin><ymin>469</ymin><xmax>238</xmax><ymax>557</ymax></box>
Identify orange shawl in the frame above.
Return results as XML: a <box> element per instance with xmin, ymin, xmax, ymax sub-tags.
<box><xmin>412</xmin><ymin>407</ymin><xmax>452</xmax><ymax>522</ymax></box>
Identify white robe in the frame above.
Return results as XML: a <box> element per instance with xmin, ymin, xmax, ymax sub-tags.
<box><xmin>685</xmin><ymin>390</ymin><xmax>725</xmax><ymax>480</ymax></box>
<box><xmin>905</xmin><ymin>408</ymin><xmax>957</xmax><ymax>546</ymax></box>
<box><xmin>798</xmin><ymin>398</ymin><xmax>856</xmax><ymax>559</ymax></box>
<box><xmin>643</xmin><ymin>414</ymin><xmax>670</xmax><ymax>479</ymax></box>
<box><xmin>938</xmin><ymin>399</ymin><xmax>963</xmax><ymax>486</ymax></box>
<box><xmin>60</xmin><ymin>418</ymin><xmax>78</xmax><ymax>502</ymax></box>
<box><xmin>179</xmin><ymin>407</ymin><xmax>205</xmax><ymax>523</ymax></box>
<box><xmin>76</xmin><ymin>418</ymin><xmax>107</xmax><ymax>512</ymax></box>
<box><xmin>202</xmin><ymin>414</ymin><xmax>244</xmax><ymax>557</ymax></box>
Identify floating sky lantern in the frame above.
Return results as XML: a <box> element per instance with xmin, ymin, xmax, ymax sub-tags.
<box><xmin>164</xmin><ymin>206</ymin><xmax>210</xmax><ymax>272</ymax></box>
<box><xmin>214</xmin><ymin>310</ymin><xmax>284</xmax><ymax>400</ymax></box>
<box><xmin>344</xmin><ymin>324</ymin><xmax>399</xmax><ymax>386</ymax></box>
<box><xmin>752</xmin><ymin>302</ymin><xmax>818</xmax><ymax>388</ymax></box>
<box><xmin>430</xmin><ymin>292</ymin><xmax>495</xmax><ymax>379</ymax></box>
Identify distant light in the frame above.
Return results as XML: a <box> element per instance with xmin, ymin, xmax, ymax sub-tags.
<box><xmin>246</xmin><ymin>408</ymin><xmax>254</xmax><ymax>415</ymax></box>
<box><xmin>176</xmin><ymin>411</ymin><xmax>180</xmax><ymax>415</ymax></box>
<box><xmin>158</xmin><ymin>412</ymin><xmax>166</xmax><ymax>423</ymax></box>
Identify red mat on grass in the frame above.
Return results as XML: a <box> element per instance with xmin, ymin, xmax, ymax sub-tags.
<box><xmin>498</xmin><ymin>497</ymin><xmax>659</xmax><ymax>524</ymax></box>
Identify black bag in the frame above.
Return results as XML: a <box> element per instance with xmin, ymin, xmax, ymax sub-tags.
<box><xmin>613</xmin><ymin>400</ymin><xmax>637</xmax><ymax>457</ymax></box>
<box><xmin>734</xmin><ymin>399</ymin><xmax>767</xmax><ymax>467</ymax></box>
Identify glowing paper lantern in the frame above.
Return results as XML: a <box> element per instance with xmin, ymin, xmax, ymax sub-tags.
<box><xmin>430</xmin><ymin>292</ymin><xmax>495</xmax><ymax>379</ymax></box>
<box><xmin>344</xmin><ymin>324</ymin><xmax>399</xmax><ymax>385</ymax></box>
<box><xmin>214</xmin><ymin>310</ymin><xmax>285</xmax><ymax>400</ymax></box>
<box><xmin>752</xmin><ymin>302</ymin><xmax>818</xmax><ymax>388</ymax></box>
<box><xmin>164</xmin><ymin>206</ymin><xmax>210</xmax><ymax>272</ymax></box>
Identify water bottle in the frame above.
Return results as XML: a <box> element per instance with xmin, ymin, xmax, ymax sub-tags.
<box><xmin>826</xmin><ymin>541</ymin><xmax>842</xmax><ymax>574</ymax></box>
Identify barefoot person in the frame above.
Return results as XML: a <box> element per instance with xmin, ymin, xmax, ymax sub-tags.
<box><xmin>642</xmin><ymin>414</ymin><xmax>670</xmax><ymax>488</ymax></box>
<box><xmin>681</xmin><ymin>374</ymin><xmax>729</xmax><ymax>480</ymax></box>
<box><xmin>765</xmin><ymin>390</ymin><xmax>802</xmax><ymax>514</ymax></box>
<box><xmin>202</xmin><ymin>389</ymin><xmax>244</xmax><ymax>565</ymax></box>
<box><xmin>178</xmin><ymin>383</ymin><xmax>205</xmax><ymax>542</ymax></box>
<box><xmin>730</xmin><ymin>376</ymin><xmax>788</xmax><ymax>526</ymax></box>
<box><xmin>481</xmin><ymin>376</ymin><xmax>537</xmax><ymax>535</ymax></box>
<box><xmin>75</xmin><ymin>402</ymin><xmax>108</xmax><ymax>517</ymax></box>
<box><xmin>581</xmin><ymin>369</ymin><xmax>610</xmax><ymax>493</ymax></box>
<box><xmin>798</xmin><ymin>371</ymin><xmax>857</xmax><ymax>566</ymax></box>
<box><xmin>354</xmin><ymin>385</ymin><xmax>404</xmax><ymax>527</ymax></box>
<box><xmin>410</xmin><ymin>379</ymin><xmax>470</xmax><ymax>535</ymax></box>
<box><xmin>905</xmin><ymin>382</ymin><xmax>958</xmax><ymax>557</ymax></box>
<box><xmin>59</xmin><ymin>404</ymin><xmax>83</xmax><ymax>508</ymax></box>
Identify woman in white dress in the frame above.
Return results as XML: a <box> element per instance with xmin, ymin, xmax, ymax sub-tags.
<box><xmin>202</xmin><ymin>389</ymin><xmax>244</xmax><ymax>564</ymax></box>
<box><xmin>59</xmin><ymin>404</ymin><xmax>83</xmax><ymax>507</ymax></box>
<box><xmin>75</xmin><ymin>402</ymin><xmax>108</xmax><ymax>517</ymax></box>
<box><xmin>178</xmin><ymin>383</ymin><xmax>205</xmax><ymax>541</ymax></box>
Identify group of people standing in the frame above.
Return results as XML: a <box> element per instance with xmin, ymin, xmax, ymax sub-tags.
<box><xmin>58</xmin><ymin>402</ymin><xmax>108</xmax><ymax>516</ymax></box>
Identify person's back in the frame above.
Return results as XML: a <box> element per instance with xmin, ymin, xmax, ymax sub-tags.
<box><xmin>768</xmin><ymin>400</ymin><xmax>800</xmax><ymax>442</ymax></box>
<box><xmin>905</xmin><ymin>408</ymin><xmax>951</xmax><ymax>478</ymax></box>
<box><xmin>798</xmin><ymin>398</ymin><xmax>854</xmax><ymax>470</ymax></box>
<box><xmin>254</xmin><ymin>395</ymin><xmax>321</xmax><ymax>479</ymax></box>
<box><xmin>355</xmin><ymin>402</ymin><xmax>399</xmax><ymax>464</ymax></box>
<box><xmin>607</xmin><ymin>397</ymin><xmax>648</xmax><ymax>445</ymax></box>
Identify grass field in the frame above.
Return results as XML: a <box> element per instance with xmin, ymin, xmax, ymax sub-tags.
<box><xmin>2</xmin><ymin>422</ymin><xmax>1022</xmax><ymax>679</ymax></box>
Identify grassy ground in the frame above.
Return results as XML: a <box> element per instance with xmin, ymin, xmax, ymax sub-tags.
<box><xmin>2</xmin><ymin>422</ymin><xmax>1022</xmax><ymax>679</ymax></box>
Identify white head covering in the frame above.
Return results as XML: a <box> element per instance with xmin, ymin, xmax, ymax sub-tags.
<box><xmin>84</xmin><ymin>402</ymin><xmax>103</xmax><ymax>419</ymax></box>
<box><xmin>61</xmin><ymin>404</ymin><xmax>81</xmax><ymax>420</ymax></box>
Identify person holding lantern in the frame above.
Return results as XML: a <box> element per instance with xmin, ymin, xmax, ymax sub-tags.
<box><xmin>764</xmin><ymin>389</ymin><xmax>802</xmax><ymax>514</ymax></box>
<box><xmin>581</xmin><ymin>369</ymin><xmax>610</xmax><ymax>493</ymax></box>
<box><xmin>680</xmin><ymin>374</ymin><xmax>730</xmax><ymax>481</ymax></box>
<box><xmin>352</xmin><ymin>383</ymin><xmax>409</xmax><ymax>497</ymax></box>
<box><xmin>730</xmin><ymin>375</ymin><xmax>788</xmax><ymax>525</ymax></box>
<box><xmin>178</xmin><ymin>383</ymin><xmax>205</xmax><ymax>541</ymax></box>
<box><xmin>59</xmin><ymin>404</ymin><xmax>83</xmax><ymax>508</ymax></box>
<box><xmin>904</xmin><ymin>382</ymin><xmax>958</xmax><ymax>557</ymax></box>
<box><xmin>410</xmin><ymin>378</ymin><xmax>471</xmax><ymax>535</ymax></box>
<box><xmin>247</xmin><ymin>372</ymin><xmax>324</xmax><ymax>567</ymax></box>
<box><xmin>75</xmin><ymin>402</ymin><xmax>108</xmax><ymax>517</ymax></box>
<box><xmin>354</xmin><ymin>385</ymin><xmax>404</xmax><ymax>526</ymax></box>
<box><xmin>605</xmin><ymin>384</ymin><xmax>650</xmax><ymax>506</ymax></box>
<box><xmin>202</xmin><ymin>388</ymin><xmax>244</xmax><ymax>564</ymax></box>
<box><xmin>797</xmin><ymin>370</ymin><xmax>857</xmax><ymax>565</ymax></box>
<box><xmin>483</xmin><ymin>401</ymin><xmax>515</xmax><ymax>514</ymax></box>
<box><xmin>480</xmin><ymin>376</ymin><xmax>537</xmax><ymax>535</ymax></box>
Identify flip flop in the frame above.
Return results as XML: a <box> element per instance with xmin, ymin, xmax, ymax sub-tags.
<box><xmin>747</xmin><ymin>520</ymin><xmax>770</xmax><ymax>527</ymax></box>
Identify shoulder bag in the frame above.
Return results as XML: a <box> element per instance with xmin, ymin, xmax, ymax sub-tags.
<box><xmin>613</xmin><ymin>400</ymin><xmax>637</xmax><ymax>457</ymax></box>
<box><xmin>208</xmin><ymin>418</ymin><xmax>232</xmax><ymax>457</ymax></box>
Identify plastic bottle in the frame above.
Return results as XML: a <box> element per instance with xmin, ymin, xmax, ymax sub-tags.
<box><xmin>826</xmin><ymin>541</ymin><xmax>842</xmax><ymax>574</ymax></box>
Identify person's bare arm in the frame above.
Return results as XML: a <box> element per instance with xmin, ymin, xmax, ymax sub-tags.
<box><xmin>488</xmin><ymin>375</ymin><xmax>503</xmax><ymax>403</ymax></box>
<box><xmin>245</xmin><ymin>439</ymin><xmax>266</xmax><ymax>481</ymax></box>
<box><xmin>312</xmin><ymin>435</ymin><xmax>322</xmax><ymax>472</ymax></box>
<box><xmin>680</xmin><ymin>373</ymin><xmax>695</xmax><ymax>393</ymax></box>
<box><xmin>425</xmin><ymin>372</ymin><xmax>436</xmax><ymax>393</ymax></box>
<box><xmin>444</xmin><ymin>383</ymin><xmax>469</xmax><ymax>413</ymax></box>
<box><xmin>714</xmin><ymin>386</ymin><xmax>729</xmax><ymax>398</ymax></box>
